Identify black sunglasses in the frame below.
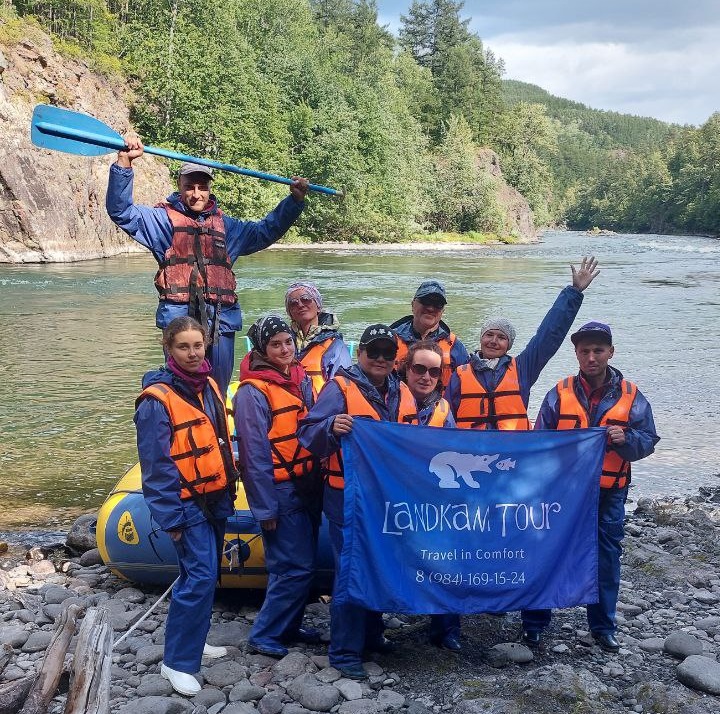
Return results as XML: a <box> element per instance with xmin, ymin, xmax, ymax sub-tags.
<box><xmin>365</xmin><ymin>345</ymin><xmax>398</xmax><ymax>361</ymax></box>
<box><xmin>409</xmin><ymin>363</ymin><xmax>442</xmax><ymax>378</ymax></box>
<box><xmin>418</xmin><ymin>296</ymin><xmax>446</xmax><ymax>309</ymax></box>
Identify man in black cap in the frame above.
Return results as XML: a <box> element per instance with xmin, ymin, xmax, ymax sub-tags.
<box><xmin>106</xmin><ymin>133</ymin><xmax>309</xmax><ymax>395</ymax></box>
<box><xmin>521</xmin><ymin>321</ymin><xmax>659</xmax><ymax>651</ymax></box>
<box><xmin>298</xmin><ymin>324</ymin><xmax>417</xmax><ymax>679</ymax></box>
<box><xmin>391</xmin><ymin>280</ymin><xmax>470</xmax><ymax>387</ymax></box>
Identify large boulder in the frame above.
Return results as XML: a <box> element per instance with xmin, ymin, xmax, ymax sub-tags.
<box><xmin>65</xmin><ymin>514</ymin><xmax>97</xmax><ymax>553</ymax></box>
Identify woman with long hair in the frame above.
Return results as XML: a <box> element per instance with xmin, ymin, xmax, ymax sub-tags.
<box><xmin>135</xmin><ymin>316</ymin><xmax>236</xmax><ymax>696</ymax></box>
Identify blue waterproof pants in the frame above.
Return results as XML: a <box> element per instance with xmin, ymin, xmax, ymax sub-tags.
<box><xmin>207</xmin><ymin>332</ymin><xmax>235</xmax><ymax>398</ymax></box>
<box><xmin>163</xmin><ymin>517</ymin><xmax>225</xmax><ymax>673</ymax></box>
<box><xmin>327</xmin><ymin>515</ymin><xmax>385</xmax><ymax>668</ymax></box>
<box><xmin>249</xmin><ymin>507</ymin><xmax>317</xmax><ymax>649</ymax></box>
<box><xmin>521</xmin><ymin>486</ymin><xmax>628</xmax><ymax>636</ymax></box>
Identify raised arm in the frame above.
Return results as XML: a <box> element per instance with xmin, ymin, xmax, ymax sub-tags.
<box><xmin>106</xmin><ymin>132</ymin><xmax>174</xmax><ymax>258</ymax></box>
<box><xmin>517</xmin><ymin>257</ymin><xmax>600</xmax><ymax>392</ymax></box>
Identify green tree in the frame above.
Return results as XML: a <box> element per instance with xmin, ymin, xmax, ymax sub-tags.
<box><xmin>426</xmin><ymin>114</ymin><xmax>503</xmax><ymax>234</ymax></box>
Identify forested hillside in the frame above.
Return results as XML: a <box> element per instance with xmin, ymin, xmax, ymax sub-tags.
<box><xmin>4</xmin><ymin>0</ymin><xmax>720</xmax><ymax>237</ymax></box>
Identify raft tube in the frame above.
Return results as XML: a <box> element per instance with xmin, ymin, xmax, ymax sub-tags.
<box><xmin>96</xmin><ymin>463</ymin><xmax>334</xmax><ymax>588</ymax></box>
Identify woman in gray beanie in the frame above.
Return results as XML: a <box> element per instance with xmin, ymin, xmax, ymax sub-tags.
<box><xmin>445</xmin><ymin>256</ymin><xmax>600</xmax><ymax>430</ymax></box>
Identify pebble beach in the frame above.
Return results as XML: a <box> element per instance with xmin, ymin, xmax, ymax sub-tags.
<box><xmin>2</xmin><ymin>487</ymin><xmax>720</xmax><ymax>714</ymax></box>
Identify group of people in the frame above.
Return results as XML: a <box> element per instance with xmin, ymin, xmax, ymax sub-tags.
<box><xmin>112</xmin><ymin>142</ymin><xmax>659</xmax><ymax>696</ymax></box>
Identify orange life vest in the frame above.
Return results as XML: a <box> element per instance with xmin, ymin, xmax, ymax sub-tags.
<box><xmin>137</xmin><ymin>378</ymin><xmax>236</xmax><ymax>500</ymax></box>
<box><xmin>300</xmin><ymin>337</ymin><xmax>335</xmax><ymax>394</ymax></box>
<box><xmin>239</xmin><ymin>379</ymin><xmax>316</xmax><ymax>483</ymax></box>
<box><xmin>396</xmin><ymin>332</ymin><xmax>458</xmax><ymax>387</ymax></box>
<box><xmin>154</xmin><ymin>206</ymin><xmax>237</xmax><ymax>306</ymax></box>
<box><xmin>555</xmin><ymin>376</ymin><xmax>638</xmax><ymax>489</ymax></box>
<box><xmin>454</xmin><ymin>359</ymin><xmax>530</xmax><ymax>430</ymax></box>
<box><xmin>426</xmin><ymin>397</ymin><xmax>450</xmax><ymax>427</ymax></box>
<box><xmin>325</xmin><ymin>377</ymin><xmax>418</xmax><ymax>489</ymax></box>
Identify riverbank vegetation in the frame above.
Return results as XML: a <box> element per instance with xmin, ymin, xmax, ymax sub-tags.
<box><xmin>5</xmin><ymin>0</ymin><xmax>720</xmax><ymax>239</ymax></box>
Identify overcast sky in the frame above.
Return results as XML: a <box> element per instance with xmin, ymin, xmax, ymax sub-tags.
<box><xmin>376</xmin><ymin>0</ymin><xmax>720</xmax><ymax>126</ymax></box>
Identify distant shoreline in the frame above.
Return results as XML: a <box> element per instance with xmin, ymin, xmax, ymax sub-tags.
<box><xmin>269</xmin><ymin>240</ymin><xmax>525</xmax><ymax>251</ymax></box>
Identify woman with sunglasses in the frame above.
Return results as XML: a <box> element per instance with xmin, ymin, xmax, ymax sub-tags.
<box><xmin>399</xmin><ymin>341</ymin><xmax>461</xmax><ymax>652</ymax></box>
<box><xmin>135</xmin><ymin>316</ymin><xmax>236</xmax><ymax>696</ymax></box>
<box><xmin>233</xmin><ymin>315</ymin><xmax>320</xmax><ymax>658</ymax></box>
<box><xmin>285</xmin><ymin>282</ymin><xmax>352</xmax><ymax>394</ymax></box>
<box><xmin>298</xmin><ymin>324</ymin><xmax>417</xmax><ymax>680</ymax></box>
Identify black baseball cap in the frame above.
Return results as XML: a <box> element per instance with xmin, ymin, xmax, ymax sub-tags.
<box><xmin>359</xmin><ymin>324</ymin><xmax>398</xmax><ymax>347</ymax></box>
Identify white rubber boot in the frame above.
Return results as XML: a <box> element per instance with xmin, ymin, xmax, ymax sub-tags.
<box><xmin>202</xmin><ymin>643</ymin><xmax>228</xmax><ymax>659</ymax></box>
<box><xmin>160</xmin><ymin>663</ymin><xmax>201</xmax><ymax>696</ymax></box>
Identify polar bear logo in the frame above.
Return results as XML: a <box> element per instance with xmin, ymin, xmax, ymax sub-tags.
<box><xmin>429</xmin><ymin>451</ymin><xmax>500</xmax><ymax>489</ymax></box>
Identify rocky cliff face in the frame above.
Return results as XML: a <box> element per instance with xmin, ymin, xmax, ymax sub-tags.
<box><xmin>475</xmin><ymin>148</ymin><xmax>536</xmax><ymax>242</ymax></box>
<box><xmin>0</xmin><ymin>25</ymin><xmax>534</xmax><ymax>262</ymax></box>
<box><xmin>0</xmin><ymin>29</ymin><xmax>168</xmax><ymax>263</ymax></box>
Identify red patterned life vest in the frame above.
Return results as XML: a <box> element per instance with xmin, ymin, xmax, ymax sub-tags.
<box><xmin>154</xmin><ymin>205</ymin><xmax>237</xmax><ymax>306</ymax></box>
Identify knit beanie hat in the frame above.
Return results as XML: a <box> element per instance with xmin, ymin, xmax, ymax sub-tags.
<box><xmin>480</xmin><ymin>317</ymin><xmax>516</xmax><ymax>349</ymax></box>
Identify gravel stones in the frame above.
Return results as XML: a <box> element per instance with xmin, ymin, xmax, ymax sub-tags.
<box><xmin>335</xmin><ymin>677</ymin><xmax>364</xmax><ymax>700</ymax></box>
<box><xmin>21</xmin><ymin>631</ymin><xmax>52</xmax><ymax>652</ymax></box>
<box><xmin>204</xmin><ymin>661</ymin><xmax>249</xmax><ymax>687</ymax></box>
<box><xmin>286</xmin><ymin>672</ymin><xmax>341</xmax><ymax>711</ymax></box>
<box><xmin>135</xmin><ymin>644</ymin><xmax>165</xmax><ymax>665</ymax></box>
<box><xmin>229</xmin><ymin>678</ymin><xmax>267</xmax><ymax>701</ymax></box>
<box><xmin>0</xmin><ymin>626</ymin><xmax>30</xmax><ymax>648</ymax></box>
<box><xmin>116</xmin><ymin>695</ymin><xmax>195</xmax><ymax>714</ymax></box>
<box><xmin>207</xmin><ymin>619</ymin><xmax>251</xmax><ymax>646</ymax></box>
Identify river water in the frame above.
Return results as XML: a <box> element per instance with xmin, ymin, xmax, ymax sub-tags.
<box><xmin>1</xmin><ymin>231</ymin><xmax>718</xmax><ymax>535</ymax></box>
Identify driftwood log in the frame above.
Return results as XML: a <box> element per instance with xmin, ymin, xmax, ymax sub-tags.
<box><xmin>0</xmin><ymin>643</ymin><xmax>13</xmax><ymax>675</ymax></box>
<box><xmin>63</xmin><ymin>607</ymin><xmax>111</xmax><ymax>714</ymax></box>
<box><xmin>0</xmin><ymin>677</ymin><xmax>33</xmax><ymax>714</ymax></box>
<box><xmin>18</xmin><ymin>603</ymin><xmax>82</xmax><ymax>714</ymax></box>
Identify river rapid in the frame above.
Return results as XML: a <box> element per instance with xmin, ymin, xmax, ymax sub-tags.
<box><xmin>0</xmin><ymin>231</ymin><xmax>718</xmax><ymax>535</ymax></box>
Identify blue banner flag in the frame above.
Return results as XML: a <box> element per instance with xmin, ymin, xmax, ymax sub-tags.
<box><xmin>335</xmin><ymin>419</ymin><xmax>606</xmax><ymax>614</ymax></box>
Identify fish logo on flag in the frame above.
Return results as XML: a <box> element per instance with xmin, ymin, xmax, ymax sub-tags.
<box><xmin>334</xmin><ymin>419</ymin><xmax>606</xmax><ymax>614</ymax></box>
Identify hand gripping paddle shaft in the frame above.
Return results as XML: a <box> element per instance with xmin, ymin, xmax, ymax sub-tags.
<box><xmin>31</xmin><ymin>104</ymin><xmax>342</xmax><ymax>196</ymax></box>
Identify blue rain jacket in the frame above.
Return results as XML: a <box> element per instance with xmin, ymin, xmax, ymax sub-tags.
<box><xmin>297</xmin><ymin>365</ymin><xmax>411</xmax><ymax>459</ymax></box>
<box><xmin>534</xmin><ymin>365</ymin><xmax>660</xmax><ymax>466</ymax></box>
<box><xmin>134</xmin><ymin>368</ymin><xmax>234</xmax><ymax>532</ymax></box>
<box><xmin>232</xmin><ymin>373</ymin><xmax>315</xmax><ymax>523</ymax></box>
<box><xmin>296</xmin><ymin>318</ymin><xmax>352</xmax><ymax>385</ymax></box>
<box><xmin>106</xmin><ymin>163</ymin><xmax>304</xmax><ymax>332</ymax></box>
<box><xmin>445</xmin><ymin>285</ymin><xmax>584</xmax><ymax>415</ymax></box>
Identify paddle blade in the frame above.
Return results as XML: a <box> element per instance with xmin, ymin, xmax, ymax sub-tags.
<box><xmin>31</xmin><ymin>105</ymin><xmax>125</xmax><ymax>156</ymax></box>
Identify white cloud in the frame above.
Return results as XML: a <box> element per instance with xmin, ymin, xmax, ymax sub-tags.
<box><xmin>377</xmin><ymin>1</ymin><xmax>720</xmax><ymax>126</ymax></box>
<box><xmin>489</xmin><ymin>32</ymin><xmax>720</xmax><ymax>125</ymax></box>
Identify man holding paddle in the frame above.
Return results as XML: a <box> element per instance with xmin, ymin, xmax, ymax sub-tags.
<box><xmin>106</xmin><ymin>132</ymin><xmax>309</xmax><ymax>395</ymax></box>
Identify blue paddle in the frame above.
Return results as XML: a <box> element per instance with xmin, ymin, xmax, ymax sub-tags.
<box><xmin>30</xmin><ymin>104</ymin><xmax>343</xmax><ymax>197</ymax></box>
